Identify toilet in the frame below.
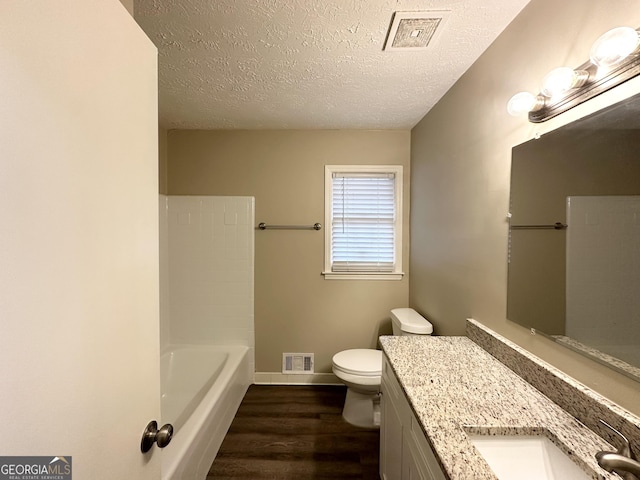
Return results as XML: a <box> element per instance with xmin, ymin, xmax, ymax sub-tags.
<box><xmin>332</xmin><ymin>308</ymin><xmax>433</xmax><ymax>428</ymax></box>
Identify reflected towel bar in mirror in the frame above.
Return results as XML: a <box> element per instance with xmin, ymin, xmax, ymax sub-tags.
<box><xmin>258</xmin><ymin>222</ymin><xmax>322</xmax><ymax>230</ymax></box>
<box><xmin>511</xmin><ymin>222</ymin><xmax>567</xmax><ymax>230</ymax></box>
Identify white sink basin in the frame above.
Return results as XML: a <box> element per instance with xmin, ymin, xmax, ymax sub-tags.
<box><xmin>469</xmin><ymin>434</ymin><xmax>591</xmax><ymax>480</ymax></box>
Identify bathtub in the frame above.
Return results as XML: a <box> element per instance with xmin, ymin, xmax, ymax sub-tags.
<box><xmin>160</xmin><ymin>345</ymin><xmax>251</xmax><ymax>480</ymax></box>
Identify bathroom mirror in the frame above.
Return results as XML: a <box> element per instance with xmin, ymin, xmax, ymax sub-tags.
<box><xmin>507</xmin><ymin>92</ymin><xmax>640</xmax><ymax>381</ymax></box>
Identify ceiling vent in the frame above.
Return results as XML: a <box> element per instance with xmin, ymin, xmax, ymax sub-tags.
<box><xmin>384</xmin><ymin>11</ymin><xmax>450</xmax><ymax>51</ymax></box>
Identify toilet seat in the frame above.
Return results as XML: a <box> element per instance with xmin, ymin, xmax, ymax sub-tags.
<box><xmin>332</xmin><ymin>349</ymin><xmax>382</xmax><ymax>377</ymax></box>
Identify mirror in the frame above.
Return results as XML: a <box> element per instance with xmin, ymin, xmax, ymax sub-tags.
<box><xmin>508</xmin><ymin>92</ymin><xmax>640</xmax><ymax>381</ymax></box>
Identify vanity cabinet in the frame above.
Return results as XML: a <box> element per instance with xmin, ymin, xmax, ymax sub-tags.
<box><xmin>380</xmin><ymin>355</ymin><xmax>446</xmax><ymax>480</ymax></box>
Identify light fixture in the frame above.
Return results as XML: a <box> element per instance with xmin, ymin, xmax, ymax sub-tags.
<box><xmin>590</xmin><ymin>26</ymin><xmax>640</xmax><ymax>68</ymax></box>
<box><xmin>508</xmin><ymin>26</ymin><xmax>640</xmax><ymax>122</ymax></box>
<box><xmin>540</xmin><ymin>67</ymin><xmax>589</xmax><ymax>98</ymax></box>
<box><xmin>507</xmin><ymin>92</ymin><xmax>545</xmax><ymax>116</ymax></box>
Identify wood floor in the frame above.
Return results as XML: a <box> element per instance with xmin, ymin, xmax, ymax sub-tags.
<box><xmin>207</xmin><ymin>385</ymin><xmax>380</xmax><ymax>479</ymax></box>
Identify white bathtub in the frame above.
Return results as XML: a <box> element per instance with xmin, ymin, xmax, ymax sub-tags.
<box><xmin>160</xmin><ymin>345</ymin><xmax>251</xmax><ymax>480</ymax></box>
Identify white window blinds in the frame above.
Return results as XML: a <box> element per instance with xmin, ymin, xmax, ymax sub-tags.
<box><xmin>331</xmin><ymin>172</ymin><xmax>396</xmax><ymax>272</ymax></box>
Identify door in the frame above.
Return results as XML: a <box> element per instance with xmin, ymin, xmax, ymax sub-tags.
<box><xmin>0</xmin><ymin>1</ymin><xmax>161</xmax><ymax>479</ymax></box>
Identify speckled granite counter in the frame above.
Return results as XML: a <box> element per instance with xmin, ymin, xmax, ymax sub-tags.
<box><xmin>380</xmin><ymin>335</ymin><xmax>619</xmax><ymax>480</ymax></box>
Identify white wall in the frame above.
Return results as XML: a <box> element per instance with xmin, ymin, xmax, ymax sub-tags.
<box><xmin>161</xmin><ymin>196</ymin><xmax>255</xmax><ymax>371</ymax></box>
<box><xmin>0</xmin><ymin>0</ymin><xmax>160</xmax><ymax>477</ymax></box>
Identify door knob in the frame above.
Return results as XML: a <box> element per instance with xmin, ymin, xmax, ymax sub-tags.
<box><xmin>141</xmin><ymin>420</ymin><xmax>174</xmax><ymax>453</ymax></box>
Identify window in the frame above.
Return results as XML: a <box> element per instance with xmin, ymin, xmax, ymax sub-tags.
<box><xmin>323</xmin><ymin>165</ymin><xmax>403</xmax><ymax>280</ymax></box>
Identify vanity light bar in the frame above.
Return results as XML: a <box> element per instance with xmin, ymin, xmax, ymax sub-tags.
<box><xmin>508</xmin><ymin>26</ymin><xmax>640</xmax><ymax>122</ymax></box>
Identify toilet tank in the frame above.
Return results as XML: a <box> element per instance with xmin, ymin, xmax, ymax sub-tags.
<box><xmin>390</xmin><ymin>308</ymin><xmax>433</xmax><ymax>336</ymax></box>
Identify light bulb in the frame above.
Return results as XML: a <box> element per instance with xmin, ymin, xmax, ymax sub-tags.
<box><xmin>590</xmin><ymin>26</ymin><xmax>640</xmax><ymax>68</ymax></box>
<box><xmin>507</xmin><ymin>92</ymin><xmax>545</xmax><ymax>116</ymax></box>
<box><xmin>541</xmin><ymin>67</ymin><xmax>589</xmax><ymax>98</ymax></box>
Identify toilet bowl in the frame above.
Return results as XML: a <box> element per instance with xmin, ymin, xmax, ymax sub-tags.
<box><xmin>332</xmin><ymin>349</ymin><xmax>383</xmax><ymax>428</ymax></box>
<box><xmin>332</xmin><ymin>308</ymin><xmax>433</xmax><ymax>428</ymax></box>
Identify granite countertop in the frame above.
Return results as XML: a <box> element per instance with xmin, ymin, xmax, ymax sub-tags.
<box><xmin>379</xmin><ymin>335</ymin><xmax>618</xmax><ymax>480</ymax></box>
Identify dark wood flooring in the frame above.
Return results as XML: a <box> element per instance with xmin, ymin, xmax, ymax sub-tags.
<box><xmin>207</xmin><ymin>385</ymin><xmax>380</xmax><ymax>479</ymax></box>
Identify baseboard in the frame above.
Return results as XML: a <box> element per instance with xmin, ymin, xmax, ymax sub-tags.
<box><xmin>254</xmin><ymin>371</ymin><xmax>342</xmax><ymax>385</ymax></box>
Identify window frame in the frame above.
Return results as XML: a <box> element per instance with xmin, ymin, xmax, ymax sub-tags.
<box><xmin>323</xmin><ymin>164</ymin><xmax>404</xmax><ymax>280</ymax></box>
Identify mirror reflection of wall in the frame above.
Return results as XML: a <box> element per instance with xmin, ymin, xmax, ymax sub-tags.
<box><xmin>507</xmin><ymin>92</ymin><xmax>640</xmax><ymax>380</ymax></box>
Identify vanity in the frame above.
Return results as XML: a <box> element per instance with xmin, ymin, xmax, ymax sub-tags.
<box><xmin>377</xmin><ymin>35</ymin><xmax>640</xmax><ymax>479</ymax></box>
<box><xmin>380</xmin><ymin>343</ymin><xmax>446</xmax><ymax>480</ymax></box>
<box><xmin>379</xmin><ymin>319</ymin><xmax>640</xmax><ymax>480</ymax></box>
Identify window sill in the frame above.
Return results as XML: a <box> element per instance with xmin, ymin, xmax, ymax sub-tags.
<box><xmin>321</xmin><ymin>272</ymin><xmax>405</xmax><ymax>280</ymax></box>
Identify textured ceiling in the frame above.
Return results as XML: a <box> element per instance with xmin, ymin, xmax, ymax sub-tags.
<box><xmin>135</xmin><ymin>0</ymin><xmax>531</xmax><ymax>130</ymax></box>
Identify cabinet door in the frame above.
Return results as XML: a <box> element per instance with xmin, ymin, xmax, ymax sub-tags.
<box><xmin>402</xmin><ymin>435</ymin><xmax>429</xmax><ymax>480</ymax></box>
<box><xmin>408</xmin><ymin>415</ymin><xmax>447</xmax><ymax>480</ymax></box>
<box><xmin>381</xmin><ymin>355</ymin><xmax>447</xmax><ymax>480</ymax></box>
<box><xmin>380</xmin><ymin>377</ymin><xmax>404</xmax><ymax>480</ymax></box>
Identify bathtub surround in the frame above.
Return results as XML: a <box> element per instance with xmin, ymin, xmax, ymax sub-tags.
<box><xmin>160</xmin><ymin>195</ymin><xmax>255</xmax><ymax>360</ymax></box>
<box><xmin>467</xmin><ymin>319</ymin><xmax>640</xmax><ymax>451</ymax></box>
<box><xmin>159</xmin><ymin>195</ymin><xmax>255</xmax><ymax>478</ymax></box>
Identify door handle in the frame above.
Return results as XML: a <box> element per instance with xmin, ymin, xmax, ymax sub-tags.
<box><xmin>141</xmin><ymin>420</ymin><xmax>173</xmax><ymax>453</ymax></box>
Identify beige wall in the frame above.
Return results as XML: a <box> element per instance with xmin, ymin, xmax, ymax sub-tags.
<box><xmin>410</xmin><ymin>0</ymin><xmax>640</xmax><ymax>415</ymax></box>
<box><xmin>168</xmin><ymin>130</ymin><xmax>410</xmax><ymax>373</ymax></box>
<box><xmin>119</xmin><ymin>0</ymin><xmax>134</xmax><ymax>16</ymax></box>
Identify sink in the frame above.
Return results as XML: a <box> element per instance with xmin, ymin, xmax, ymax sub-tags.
<box><xmin>469</xmin><ymin>434</ymin><xmax>591</xmax><ymax>480</ymax></box>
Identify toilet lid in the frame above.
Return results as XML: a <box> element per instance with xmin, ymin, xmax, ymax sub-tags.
<box><xmin>332</xmin><ymin>349</ymin><xmax>382</xmax><ymax>377</ymax></box>
<box><xmin>391</xmin><ymin>308</ymin><xmax>433</xmax><ymax>334</ymax></box>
